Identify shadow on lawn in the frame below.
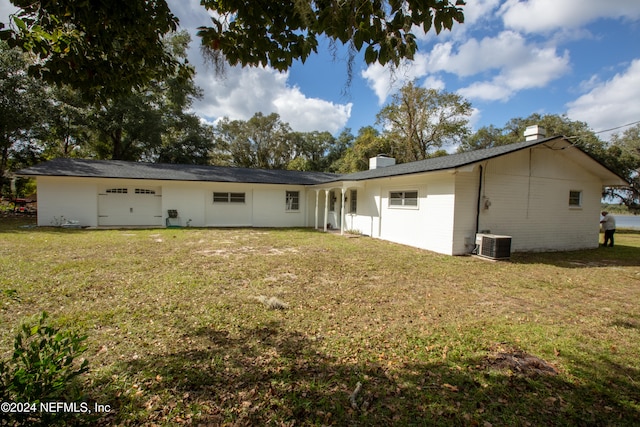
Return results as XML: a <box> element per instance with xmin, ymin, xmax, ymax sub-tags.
<box><xmin>511</xmin><ymin>245</ymin><xmax>640</xmax><ymax>269</ymax></box>
<box><xmin>91</xmin><ymin>321</ymin><xmax>640</xmax><ymax>426</ymax></box>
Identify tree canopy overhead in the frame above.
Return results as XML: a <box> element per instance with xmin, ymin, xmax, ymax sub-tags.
<box><xmin>1</xmin><ymin>0</ymin><xmax>181</xmax><ymax>101</ymax></box>
<box><xmin>1</xmin><ymin>0</ymin><xmax>465</xmax><ymax>97</ymax></box>
<box><xmin>198</xmin><ymin>0</ymin><xmax>466</xmax><ymax>71</ymax></box>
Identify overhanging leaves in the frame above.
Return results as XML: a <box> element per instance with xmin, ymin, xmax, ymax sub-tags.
<box><xmin>1</xmin><ymin>0</ymin><xmax>180</xmax><ymax>102</ymax></box>
<box><xmin>198</xmin><ymin>0</ymin><xmax>465</xmax><ymax>70</ymax></box>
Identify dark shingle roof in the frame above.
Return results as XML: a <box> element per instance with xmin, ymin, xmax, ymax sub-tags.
<box><xmin>331</xmin><ymin>136</ymin><xmax>563</xmax><ymax>182</ymax></box>
<box><xmin>16</xmin><ymin>158</ymin><xmax>340</xmax><ymax>185</ymax></box>
<box><xmin>18</xmin><ymin>136</ymin><xmax>627</xmax><ymax>186</ymax></box>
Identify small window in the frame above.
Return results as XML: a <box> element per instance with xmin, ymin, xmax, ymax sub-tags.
<box><xmin>213</xmin><ymin>192</ymin><xmax>245</xmax><ymax>203</ymax></box>
<box><xmin>389</xmin><ymin>191</ymin><xmax>418</xmax><ymax>207</ymax></box>
<box><xmin>286</xmin><ymin>191</ymin><xmax>299</xmax><ymax>211</ymax></box>
<box><xmin>135</xmin><ymin>188</ymin><xmax>155</xmax><ymax>194</ymax></box>
<box><xmin>229</xmin><ymin>192</ymin><xmax>245</xmax><ymax>203</ymax></box>
<box><xmin>213</xmin><ymin>192</ymin><xmax>228</xmax><ymax>203</ymax></box>
<box><xmin>569</xmin><ymin>190</ymin><xmax>582</xmax><ymax>207</ymax></box>
<box><xmin>350</xmin><ymin>190</ymin><xmax>357</xmax><ymax>213</ymax></box>
<box><xmin>106</xmin><ymin>188</ymin><xmax>128</xmax><ymax>194</ymax></box>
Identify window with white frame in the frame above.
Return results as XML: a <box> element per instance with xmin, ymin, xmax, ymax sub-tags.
<box><xmin>350</xmin><ymin>190</ymin><xmax>357</xmax><ymax>213</ymax></box>
<box><xmin>569</xmin><ymin>190</ymin><xmax>582</xmax><ymax>207</ymax></box>
<box><xmin>389</xmin><ymin>190</ymin><xmax>418</xmax><ymax>207</ymax></box>
<box><xmin>286</xmin><ymin>191</ymin><xmax>299</xmax><ymax>211</ymax></box>
<box><xmin>213</xmin><ymin>192</ymin><xmax>246</xmax><ymax>203</ymax></box>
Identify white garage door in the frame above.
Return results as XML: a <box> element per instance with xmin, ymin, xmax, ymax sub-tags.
<box><xmin>98</xmin><ymin>187</ymin><xmax>162</xmax><ymax>226</ymax></box>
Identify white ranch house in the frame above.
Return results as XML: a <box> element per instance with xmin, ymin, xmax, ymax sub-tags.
<box><xmin>18</xmin><ymin>131</ymin><xmax>627</xmax><ymax>255</ymax></box>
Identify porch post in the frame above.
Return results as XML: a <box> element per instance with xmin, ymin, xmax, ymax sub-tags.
<box><xmin>340</xmin><ymin>188</ymin><xmax>346</xmax><ymax>235</ymax></box>
<box><xmin>323</xmin><ymin>190</ymin><xmax>329</xmax><ymax>232</ymax></box>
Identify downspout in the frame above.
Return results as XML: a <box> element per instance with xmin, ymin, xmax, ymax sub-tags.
<box><xmin>340</xmin><ymin>188</ymin><xmax>346</xmax><ymax>235</ymax></box>
<box><xmin>314</xmin><ymin>190</ymin><xmax>319</xmax><ymax>230</ymax></box>
<box><xmin>323</xmin><ymin>190</ymin><xmax>329</xmax><ymax>232</ymax></box>
<box><xmin>475</xmin><ymin>164</ymin><xmax>483</xmax><ymax>234</ymax></box>
<box><xmin>526</xmin><ymin>148</ymin><xmax>532</xmax><ymax>219</ymax></box>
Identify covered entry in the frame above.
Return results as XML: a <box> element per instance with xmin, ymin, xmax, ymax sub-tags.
<box><xmin>98</xmin><ymin>186</ymin><xmax>162</xmax><ymax>226</ymax></box>
<box><xmin>311</xmin><ymin>181</ymin><xmax>363</xmax><ymax>234</ymax></box>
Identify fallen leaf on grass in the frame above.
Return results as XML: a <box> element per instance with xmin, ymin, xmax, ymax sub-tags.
<box><xmin>442</xmin><ymin>383</ymin><xmax>459</xmax><ymax>392</ymax></box>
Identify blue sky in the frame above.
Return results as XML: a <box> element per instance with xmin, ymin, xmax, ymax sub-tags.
<box><xmin>2</xmin><ymin>0</ymin><xmax>640</xmax><ymax>142</ymax></box>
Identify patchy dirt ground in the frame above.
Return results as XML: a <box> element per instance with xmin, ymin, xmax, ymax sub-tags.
<box><xmin>483</xmin><ymin>343</ymin><xmax>559</xmax><ymax>377</ymax></box>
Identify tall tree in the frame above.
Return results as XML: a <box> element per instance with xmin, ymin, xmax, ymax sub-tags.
<box><xmin>459</xmin><ymin>113</ymin><xmax>605</xmax><ymax>154</ymax></box>
<box><xmin>38</xmin><ymin>86</ymin><xmax>91</xmax><ymax>159</ymax></box>
<box><xmin>456</xmin><ymin>125</ymin><xmax>507</xmax><ymax>152</ymax></box>
<box><xmin>214</xmin><ymin>113</ymin><xmax>295</xmax><ymax>169</ymax></box>
<box><xmin>326</xmin><ymin>128</ymin><xmax>355</xmax><ymax>172</ymax></box>
<box><xmin>150</xmin><ymin>32</ymin><xmax>212</xmax><ymax>164</ymax></box>
<box><xmin>503</xmin><ymin>114</ymin><xmax>605</xmax><ymax>156</ymax></box>
<box><xmin>0</xmin><ymin>41</ymin><xmax>48</xmax><ymax>193</ymax></box>
<box><xmin>287</xmin><ymin>131</ymin><xmax>335</xmax><ymax>171</ymax></box>
<box><xmin>155</xmin><ymin>114</ymin><xmax>215</xmax><ymax>165</ymax></box>
<box><xmin>336</xmin><ymin>126</ymin><xmax>391</xmax><ymax>173</ymax></box>
<box><xmin>604</xmin><ymin>124</ymin><xmax>640</xmax><ymax>212</ymax></box>
<box><xmin>377</xmin><ymin>82</ymin><xmax>472</xmax><ymax>162</ymax></box>
<box><xmin>90</xmin><ymin>95</ymin><xmax>164</xmax><ymax>161</ymax></box>
<box><xmin>86</xmin><ymin>31</ymin><xmax>203</xmax><ymax>161</ymax></box>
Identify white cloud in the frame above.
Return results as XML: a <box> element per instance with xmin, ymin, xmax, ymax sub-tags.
<box><xmin>457</xmin><ymin>81</ymin><xmax>513</xmax><ymax>102</ymax></box>
<box><xmin>194</xmin><ymin>66</ymin><xmax>351</xmax><ymax>134</ymax></box>
<box><xmin>272</xmin><ymin>88</ymin><xmax>353</xmax><ymax>134</ymax></box>
<box><xmin>363</xmin><ymin>31</ymin><xmax>571</xmax><ymax>104</ymax></box>
<box><xmin>441</xmin><ymin>32</ymin><xmax>570</xmax><ymax>101</ymax></box>
<box><xmin>421</xmin><ymin>76</ymin><xmax>445</xmax><ymax>91</ymax></box>
<box><xmin>462</xmin><ymin>0</ymin><xmax>503</xmax><ymax>26</ymax></box>
<box><xmin>167</xmin><ymin>0</ymin><xmax>351</xmax><ymax>134</ymax></box>
<box><xmin>428</xmin><ymin>31</ymin><xmax>530</xmax><ymax>77</ymax></box>
<box><xmin>413</xmin><ymin>0</ymin><xmax>502</xmax><ymax>43</ymax></box>
<box><xmin>501</xmin><ymin>47</ymin><xmax>570</xmax><ymax>91</ymax></box>
<box><xmin>566</xmin><ymin>59</ymin><xmax>640</xmax><ymax>138</ymax></box>
<box><xmin>500</xmin><ymin>0</ymin><xmax>640</xmax><ymax>33</ymax></box>
<box><xmin>456</xmin><ymin>48</ymin><xmax>570</xmax><ymax>102</ymax></box>
<box><xmin>360</xmin><ymin>63</ymin><xmax>402</xmax><ymax>104</ymax></box>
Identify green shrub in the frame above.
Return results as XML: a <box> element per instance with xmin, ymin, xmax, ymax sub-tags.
<box><xmin>0</xmin><ymin>312</ymin><xmax>89</xmax><ymax>425</ymax></box>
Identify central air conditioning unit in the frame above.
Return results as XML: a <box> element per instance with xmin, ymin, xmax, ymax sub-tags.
<box><xmin>475</xmin><ymin>233</ymin><xmax>512</xmax><ymax>260</ymax></box>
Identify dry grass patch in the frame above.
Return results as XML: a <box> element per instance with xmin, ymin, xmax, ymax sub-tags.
<box><xmin>1</xmin><ymin>218</ymin><xmax>639</xmax><ymax>425</ymax></box>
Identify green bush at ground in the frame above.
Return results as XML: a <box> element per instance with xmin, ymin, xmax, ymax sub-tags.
<box><xmin>0</xmin><ymin>312</ymin><xmax>89</xmax><ymax>426</ymax></box>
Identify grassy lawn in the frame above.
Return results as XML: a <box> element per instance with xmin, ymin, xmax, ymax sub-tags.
<box><xmin>1</xmin><ymin>217</ymin><xmax>639</xmax><ymax>426</ymax></box>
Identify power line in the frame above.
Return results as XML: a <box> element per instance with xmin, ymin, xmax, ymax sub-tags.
<box><xmin>594</xmin><ymin>120</ymin><xmax>640</xmax><ymax>135</ymax></box>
